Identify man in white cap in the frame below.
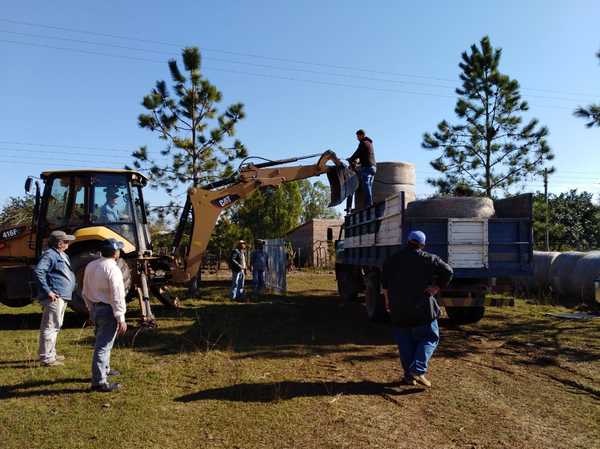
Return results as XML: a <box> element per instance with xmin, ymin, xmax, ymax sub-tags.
<box><xmin>82</xmin><ymin>238</ymin><xmax>127</xmax><ymax>392</ymax></box>
<box><xmin>34</xmin><ymin>230</ymin><xmax>77</xmax><ymax>367</ymax></box>
<box><xmin>382</xmin><ymin>230</ymin><xmax>453</xmax><ymax>388</ymax></box>
<box><xmin>230</xmin><ymin>240</ymin><xmax>247</xmax><ymax>300</ymax></box>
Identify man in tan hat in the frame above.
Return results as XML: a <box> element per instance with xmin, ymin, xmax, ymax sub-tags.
<box><xmin>230</xmin><ymin>240</ymin><xmax>247</xmax><ymax>300</ymax></box>
<box><xmin>34</xmin><ymin>230</ymin><xmax>77</xmax><ymax>366</ymax></box>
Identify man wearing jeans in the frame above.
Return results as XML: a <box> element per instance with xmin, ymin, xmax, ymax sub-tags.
<box><xmin>230</xmin><ymin>240</ymin><xmax>247</xmax><ymax>300</ymax></box>
<box><xmin>382</xmin><ymin>230</ymin><xmax>453</xmax><ymax>388</ymax></box>
<box><xmin>347</xmin><ymin>129</ymin><xmax>377</xmax><ymax>207</ymax></box>
<box><xmin>82</xmin><ymin>239</ymin><xmax>127</xmax><ymax>393</ymax></box>
<box><xmin>35</xmin><ymin>230</ymin><xmax>77</xmax><ymax>367</ymax></box>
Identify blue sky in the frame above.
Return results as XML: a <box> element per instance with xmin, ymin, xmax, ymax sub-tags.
<box><xmin>1</xmin><ymin>1</ymin><xmax>599</xmax><ymax>212</ymax></box>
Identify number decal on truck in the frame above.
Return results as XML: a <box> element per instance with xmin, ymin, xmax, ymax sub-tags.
<box><xmin>0</xmin><ymin>226</ymin><xmax>26</xmax><ymax>241</ymax></box>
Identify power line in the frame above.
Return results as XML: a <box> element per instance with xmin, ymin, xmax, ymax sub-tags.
<box><xmin>0</xmin><ymin>38</ymin><xmax>578</xmax><ymax>110</ymax></box>
<box><xmin>0</xmin><ymin>140</ymin><xmax>133</xmax><ymax>153</ymax></box>
<box><xmin>0</xmin><ymin>29</ymin><xmax>589</xmax><ymax>104</ymax></box>
<box><xmin>0</xmin><ymin>17</ymin><xmax>596</xmax><ymax>99</ymax></box>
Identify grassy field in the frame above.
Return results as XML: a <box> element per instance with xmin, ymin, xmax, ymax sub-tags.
<box><xmin>1</xmin><ymin>270</ymin><xmax>599</xmax><ymax>449</ymax></box>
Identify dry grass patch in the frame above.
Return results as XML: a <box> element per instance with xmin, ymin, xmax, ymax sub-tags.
<box><xmin>0</xmin><ymin>272</ymin><xmax>598</xmax><ymax>448</ymax></box>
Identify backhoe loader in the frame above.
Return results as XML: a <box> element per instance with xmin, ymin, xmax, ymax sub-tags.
<box><xmin>0</xmin><ymin>150</ymin><xmax>353</xmax><ymax>325</ymax></box>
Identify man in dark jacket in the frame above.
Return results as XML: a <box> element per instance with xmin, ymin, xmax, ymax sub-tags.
<box><xmin>347</xmin><ymin>129</ymin><xmax>376</xmax><ymax>207</ymax></box>
<box><xmin>230</xmin><ymin>240</ymin><xmax>247</xmax><ymax>300</ymax></box>
<box><xmin>381</xmin><ymin>230</ymin><xmax>453</xmax><ymax>387</ymax></box>
<box><xmin>34</xmin><ymin>230</ymin><xmax>77</xmax><ymax>366</ymax></box>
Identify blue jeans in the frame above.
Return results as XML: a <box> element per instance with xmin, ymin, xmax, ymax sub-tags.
<box><xmin>360</xmin><ymin>165</ymin><xmax>376</xmax><ymax>207</ymax></box>
<box><xmin>393</xmin><ymin>320</ymin><xmax>440</xmax><ymax>375</ymax></box>
<box><xmin>231</xmin><ymin>270</ymin><xmax>245</xmax><ymax>299</ymax></box>
<box><xmin>252</xmin><ymin>269</ymin><xmax>266</xmax><ymax>295</ymax></box>
<box><xmin>91</xmin><ymin>303</ymin><xmax>118</xmax><ymax>387</ymax></box>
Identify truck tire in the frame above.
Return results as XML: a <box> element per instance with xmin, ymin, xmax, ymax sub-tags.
<box><xmin>446</xmin><ymin>306</ymin><xmax>485</xmax><ymax>325</ymax></box>
<box><xmin>364</xmin><ymin>270</ymin><xmax>389</xmax><ymax>323</ymax></box>
<box><xmin>406</xmin><ymin>197</ymin><xmax>495</xmax><ymax>219</ymax></box>
<box><xmin>69</xmin><ymin>252</ymin><xmax>132</xmax><ymax>316</ymax></box>
<box><xmin>336</xmin><ymin>264</ymin><xmax>362</xmax><ymax>302</ymax></box>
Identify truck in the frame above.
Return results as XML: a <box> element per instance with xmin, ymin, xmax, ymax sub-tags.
<box><xmin>335</xmin><ymin>192</ymin><xmax>534</xmax><ymax>324</ymax></box>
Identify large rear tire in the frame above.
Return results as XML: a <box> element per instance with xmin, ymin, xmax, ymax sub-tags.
<box><xmin>336</xmin><ymin>264</ymin><xmax>362</xmax><ymax>302</ymax></box>
<box><xmin>364</xmin><ymin>270</ymin><xmax>389</xmax><ymax>323</ymax></box>
<box><xmin>69</xmin><ymin>252</ymin><xmax>132</xmax><ymax>316</ymax></box>
<box><xmin>445</xmin><ymin>306</ymin><xmax>485</xmax><ymax>325</ymax></box>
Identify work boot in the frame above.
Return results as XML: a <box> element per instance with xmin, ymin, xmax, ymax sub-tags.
<box><xmin>91</xmin><ymin>383</ymin><xmax>122</xmax><ymax>393</ymax></box>
<box><xmin>41</xmin><ymin>360</ymin><xmax>65</xmax><ymax>367</ymax></box>
<box><xmin>412</xmin><ymin>374</ymin><xmax>432</xmax><ymax>388</ymax></box>
<box><xmin>401</xmin><ymin>374</ymin><xmax>417</xmax><ymax>386</ymax></box>
<box><xmin>55</xmin><ymin>354</ymin><xmax>66</xmax><ymax>361</ymax></box>
<box><xmin>107</xmin><ymin>369</ymin><xmax>121</xmax><ymax>377</ymax></box>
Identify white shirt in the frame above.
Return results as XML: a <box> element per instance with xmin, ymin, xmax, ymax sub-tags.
<box><xmin>82</xmin><ymin>257</ymin><xmax>127</xmax><ymax>323</ymax></box>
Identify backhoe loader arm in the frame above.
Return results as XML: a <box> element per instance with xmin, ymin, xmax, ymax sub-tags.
<box><xmin>171</xmin><ymin>150</ymin><xmax>348</xmax><ymax>283</ymax></box>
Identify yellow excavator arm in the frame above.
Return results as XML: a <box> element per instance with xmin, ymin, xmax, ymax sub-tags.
<box><xmin>170</xmin><ymin>150</ymin><xmax>351</xmax><ymax>283</ymax></box>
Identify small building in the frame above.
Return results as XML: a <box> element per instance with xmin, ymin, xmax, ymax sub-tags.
<box><xmin>285</xmin><ymin>218</ymin><xmax>343</xmax><ymax>267</ymax></box>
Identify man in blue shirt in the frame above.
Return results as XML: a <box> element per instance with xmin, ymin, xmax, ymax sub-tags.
<box><xmin>34</xmin><ymin>230</ymin><xmax>77</xmax><ymax>367</ymax></box>
<box><xmin>100</xmin><ymin>192</ymin><xmax>121</xmax><ymax>222</ymax></box>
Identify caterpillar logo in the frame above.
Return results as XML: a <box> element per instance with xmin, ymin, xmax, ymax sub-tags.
<box><xmin>0</xmin><ymin>226</ymin><xmax>26</xmax><ymax>241</ymax></box>
<box><xmin>211</xmin><ymin>194</ymin><xmax>240</xmax><ymax>208</ymax></box>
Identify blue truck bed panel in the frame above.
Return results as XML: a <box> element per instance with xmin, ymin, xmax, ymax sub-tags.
<box><xmin>339</xmin><ymin>194</ymin><xmax>533</xmax><ymax>279</ymax></box>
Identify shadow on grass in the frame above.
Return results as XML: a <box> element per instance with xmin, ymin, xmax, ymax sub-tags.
<box><xmin>0</xmin><ymin>311</ymin><xmax>87</xmax><ymax>330</ymax></box>
<box><xmin>127</xmin><ymin>292</ymin><xmax>399</xmax><ymax>360</ymax></box>
<box><xmin>175</xmin><ymin>380</ymin><xmax>424</xmax><ymax>403</ymax></box>
<box><xmin>0</xmin><ymin>378</ymin><xmax>90</xmax><ymax>399</ymax></box>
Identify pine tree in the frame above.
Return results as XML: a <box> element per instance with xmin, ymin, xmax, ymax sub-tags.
<box><xmin>422</xmin><ymin>36</ymin><xmax>554</xmax><ymax>197</ymax></box>
<box><xmin>574</xmin><ymin>49</ymin><xmax>600</xmax><ymax>128</ymax></box>
<box><xmin>129</xmin><ymin>47</ymin><xmax>247</xmax><ymax>207</ymax></box>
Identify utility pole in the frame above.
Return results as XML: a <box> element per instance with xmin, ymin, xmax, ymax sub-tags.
<box><xmin>544</xmin><ymin>168</ymin><xmax>550</xmax><ymax>251</ymax></box>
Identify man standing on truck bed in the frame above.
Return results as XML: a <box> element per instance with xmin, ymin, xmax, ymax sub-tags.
<box><xmin>382</xmin><ymin>230</ymin><xmax>453</xmax><ymax>388</ymax></box>
<box><xmin>347</xmin><ymin>129</ymin><xmax>376</xmax><ymax>207</ymax></box>
<box><xmin>35</xmin><ymin>230</ymin><xmax>77</xmax><ymax>367</ymax></box>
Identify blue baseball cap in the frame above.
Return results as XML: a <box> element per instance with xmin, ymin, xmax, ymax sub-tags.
<box><xmin>102</xmin><ymin>238</ymin><xmax>125</xmax><ymax>252</ymax></box>
<box><xmin>408</xmin><ymin>230</ymin><xmax>426</xmax><ymax>245</ymax></box>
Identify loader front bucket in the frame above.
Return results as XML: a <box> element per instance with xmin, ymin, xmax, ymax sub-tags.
<box><xmin>327</xmin><ymin>164</ymin><xmax>359</xmax><ymax>207</ymax></box>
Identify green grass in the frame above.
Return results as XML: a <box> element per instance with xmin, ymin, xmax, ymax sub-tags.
<box><xmin>1</xmin><ymin>271</ymin><xmax>599</xmax><ymax>449</ymax></box>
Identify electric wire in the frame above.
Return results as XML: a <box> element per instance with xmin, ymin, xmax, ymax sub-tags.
<box><xmin>0</xmin><ymin>17</ymin><xmax>596</xmax><ymax>99</ymax></box>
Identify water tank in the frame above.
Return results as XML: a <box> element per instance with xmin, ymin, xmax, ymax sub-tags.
<box><xmin>532</xmin><ymin>251</ymin><xmax>560</xmax><ymax>291</ymax></box>
<box><xmin>406</xmin><ymin>197</ymin><xmax>495</xmax><ymax>219</ymax></box>
<box><xmin>549</xmin><ymin>251</ymin><xmax>586</xmax><ymax>299</ymax></box>
<box><xmin>372</xmin><ymin>162</ymin><xmax>416</xmax><ymax>205</ymax></box>
<box><xmin>571</xmin><ymin>251</ymin><xmax>600</xmax><ymax>304</ymax></box>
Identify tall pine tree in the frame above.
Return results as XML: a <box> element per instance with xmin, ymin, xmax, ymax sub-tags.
<box><xmin>129</xmin><ymin>47</ymin><xmax>247</xmax><ymax>209</ymax></box>
<box><xmin>574</xmin><ymin>49</ymin><xmax>600</xmax><ymax>128</ymax></box>
<box><xmin>422</xmin><ymin>36</ymin><xmax>554</xmax><ymax>197</ymax></box>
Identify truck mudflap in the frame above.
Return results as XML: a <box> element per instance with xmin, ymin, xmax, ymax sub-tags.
<box><xmin>439</xmin><ymin>296</ymin><xmax>514</xmax><ymax>307</ymax></box>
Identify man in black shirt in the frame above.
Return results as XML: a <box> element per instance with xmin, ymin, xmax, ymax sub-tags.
<box><xmin>347</xmin><ymin>129</ymin><xmax>376</xmax><ymax>207</ymax></box>
<box><xmin>382</xmin><ymin>230</ymin><xmax>453</xmax><ymax>387</ymax></box>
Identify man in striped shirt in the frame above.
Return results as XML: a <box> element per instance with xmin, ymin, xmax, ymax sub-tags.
<box><xmin>83</xmin><ymin>239</ymin><xmax>127</xmax><ymax>393</ymax></box>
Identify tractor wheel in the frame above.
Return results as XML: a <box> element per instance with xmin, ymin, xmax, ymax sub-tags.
<box><xmin>69</xmin><ymin>252</ymin><xmax>132</xmax><ymax>316</ymax></box>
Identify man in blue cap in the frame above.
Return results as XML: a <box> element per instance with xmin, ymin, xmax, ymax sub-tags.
<box><xmin>382</xmin><ymin>230</ymin><xmax>453</xmax><ymax>387</ymax></box>
<box><xmin>82</xmin><ymin>238</ymin><xmax>127</xmax><ymax>392</ymax></box>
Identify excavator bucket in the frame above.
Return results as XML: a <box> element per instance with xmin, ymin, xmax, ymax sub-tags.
<box><xmin>327</xmin><ymin>164</ymin><xmax>359</xmax><ymax>207</ymax></box>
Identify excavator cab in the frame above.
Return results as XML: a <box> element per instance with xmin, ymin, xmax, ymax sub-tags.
<box><xmin>34</xmin><ymin>170</ymin><xmax>151</xmax><ymax>255</ymax></box>
<box><xmin>0</xmin><ymin>169</ymin><xmax>153</xmax><ymax>310</ymax></box>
